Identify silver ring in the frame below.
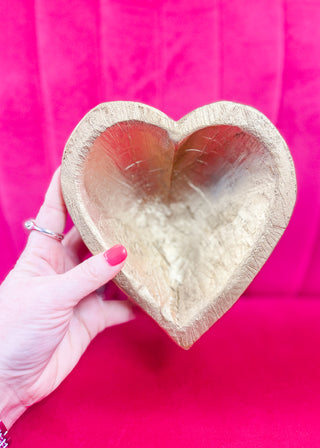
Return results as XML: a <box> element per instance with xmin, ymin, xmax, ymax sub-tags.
<box><xmin>24</xmin><ymin>219</ymin><xmax>64</xmax><ymax>241</ymax></box>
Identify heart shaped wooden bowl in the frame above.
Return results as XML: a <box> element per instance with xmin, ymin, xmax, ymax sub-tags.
<box><xmin>61</xmin><ymin>101</ymin><xmax>297</xmax><ymax>349</ymax></box>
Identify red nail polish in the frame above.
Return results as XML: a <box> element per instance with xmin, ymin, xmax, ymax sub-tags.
<box><xmin>104</xmin><ymin>244</ymin><xmax>127</xmax><ymax>266</ymax></box>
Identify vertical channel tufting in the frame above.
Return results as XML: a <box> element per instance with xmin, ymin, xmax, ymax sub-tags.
<box><xmin>34</xmin><ymin>0</ymin><xmax>58</xmax><ymax>171</ymax></box>
<box><xmin>34</xmin><ymin>0</ymin><xmax>101</xmax><ymax>164</ymax></box>
<box><xmin>218</xmin><ymin>0</ymin><xmax>223</xmax><ymax>101</ymax></box>
<box><xmin>213</xmin><ymin>0</ymin><xmax>222</xmax><ymax>102</ymax></box>
<box><xmin>99</xmin><ymin>1</ymin><xmax>161</xmax><ymax>107</ymax></box>
<box><xmin>0</xmin><ymin>0</ymin><xmax>50</xmax><ymax>254</ymax></box>
<box><xmin>97</xmin><ymin>0</ymin><xmax>103</xmax><ymax>102</ymax></box>
<box><xmin>274</xmin><ymin>0</ymin><xmax>320</xmax><ymax>295</ymax></box>
<box><xmin>298</xmin><ymin>5</ymin><xmax>320</xmax><ymax>295</ymax></box>
<box><xmin>161</xmin><ymin>0</ymin><xmax>220</xmax><ymax>119</ymax></box>
<box><xmin>1</xmin><ymin>0</ymin><xmax>319</xmax><ymax>296</ymax></box>
<box><xmin>219</xmin><ymin>0</ymin><xmax>283</xmax><ymax>122</ymax></box>
<box><xmin>273</xmin><ymin>0</ymin><xmax>286</xmax><ymax>128</ymax></box>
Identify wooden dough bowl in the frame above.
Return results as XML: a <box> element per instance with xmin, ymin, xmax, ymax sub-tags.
<box><xmin>61</xmin><ymin>101</ymin><xmax>297</xmax><ymax>349</ymax></box>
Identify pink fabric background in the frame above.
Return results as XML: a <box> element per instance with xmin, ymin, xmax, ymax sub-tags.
<box><xmin>1</xmin><ymin>0</ymin><xmax>320</xmax><ymax>446</ymax></box>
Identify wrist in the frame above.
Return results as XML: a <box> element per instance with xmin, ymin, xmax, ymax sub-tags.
<box><xmin>0</xmin><ymin>386</ymin><xmax>26</xmax><ymax>429</ymax></box>
<box><xmin>0</xmin><ymin>420</ymin><xmax>11</xmax><ymax>446</ymax></box>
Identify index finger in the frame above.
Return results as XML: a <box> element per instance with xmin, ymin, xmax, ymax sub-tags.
<box><xmin>27</xmin><ymin>166</ymin><xmax>67</xmax><ymax>246</ymax></box>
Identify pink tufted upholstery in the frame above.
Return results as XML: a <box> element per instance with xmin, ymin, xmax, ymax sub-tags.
<box><xmin>1</xmin><ymin>1</ymin><xmax>320</xmax><ymax>446</ymax></box>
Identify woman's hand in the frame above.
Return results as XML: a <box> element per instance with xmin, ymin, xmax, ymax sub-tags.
<box><xmin>0</xmin><ymin>166</ymin><xmax>135</xmax><ymax>429</ymax></box>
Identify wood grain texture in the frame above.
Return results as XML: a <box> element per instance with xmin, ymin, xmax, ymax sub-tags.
<box><xmin>61</xmin><ymin>101</ymin><xmax>297</xmax><ymax>349</ymax></box>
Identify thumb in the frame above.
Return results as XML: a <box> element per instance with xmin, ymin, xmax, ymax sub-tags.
<box><xmin>56</xmin><ymin>244</ymin><xmax>128</xmax><ymax>306</ymax></box>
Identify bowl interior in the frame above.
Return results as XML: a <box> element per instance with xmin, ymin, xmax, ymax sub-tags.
<box><xmin>82</xmin><ymin>120</ymin><xmax>276</xmax><ymax>326</ymax></box>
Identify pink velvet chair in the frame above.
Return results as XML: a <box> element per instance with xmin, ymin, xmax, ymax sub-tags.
<box><xmin>1</xmin><ymin>1</ymin><xmax>320</xmax><ymax>446</ymax></box>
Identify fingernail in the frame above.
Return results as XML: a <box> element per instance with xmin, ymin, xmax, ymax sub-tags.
<box><xmin>104</xmin><ymin>244</ymin><xmax>127</xmax><ymax>266</ymax></box>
